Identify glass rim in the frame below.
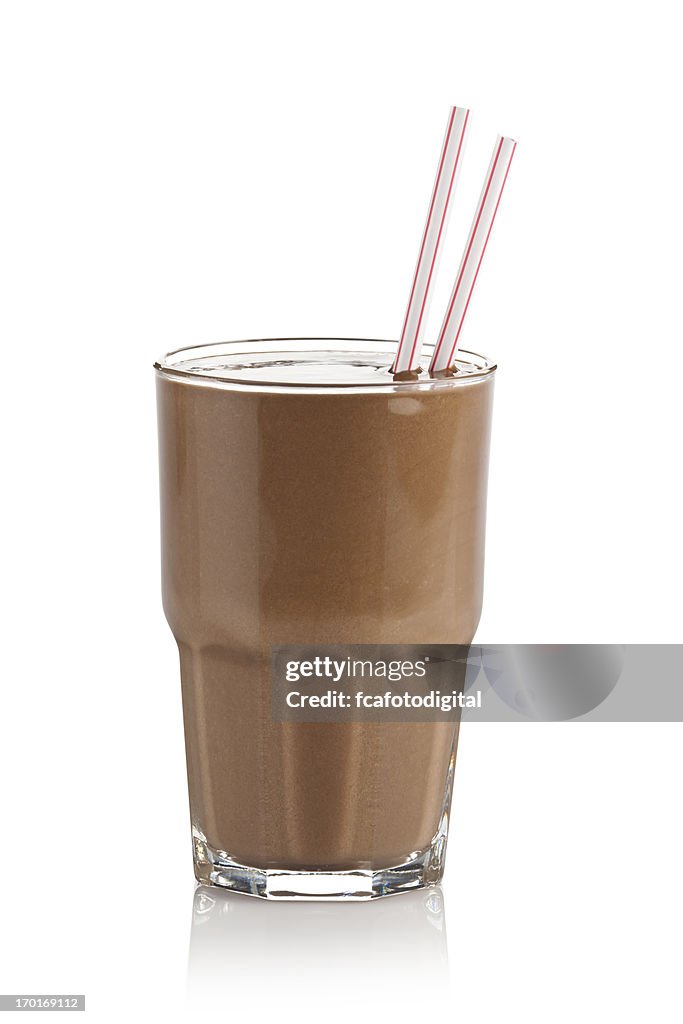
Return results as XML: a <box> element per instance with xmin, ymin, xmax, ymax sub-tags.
<box><xmin>154</xmin><ymin>337</ymin><xmax>497</xmax><ymax>393</ymax></box>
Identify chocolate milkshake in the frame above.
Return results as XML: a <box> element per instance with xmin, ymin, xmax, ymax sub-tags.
<box><xmin>155</xmin><ymin>338</ymin><xmax>495</xmax><ymax>898</ymax></box>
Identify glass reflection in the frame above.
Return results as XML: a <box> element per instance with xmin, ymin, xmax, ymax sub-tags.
<box><xmin>188</xmin><ymin>884</ymin><xmax>449</xmax><ymax>1004</ymax></box>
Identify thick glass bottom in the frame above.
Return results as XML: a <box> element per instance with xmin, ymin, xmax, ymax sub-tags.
<box><xmin>191</xmin><ymin>820</ymin><xmax>449</xmax><ymax>901</ymax></box>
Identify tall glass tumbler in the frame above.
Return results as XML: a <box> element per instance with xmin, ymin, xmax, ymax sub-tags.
<box><xmin>155</xmin><ymin>338</ymin><xmax>496</xmax><ymax>899</ymax></box>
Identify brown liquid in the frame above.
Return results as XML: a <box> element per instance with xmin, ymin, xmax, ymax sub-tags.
<box><xmin>156</xmin><ymin>359</ymin><xmax>494</xmax><ymax>870</ymax></box>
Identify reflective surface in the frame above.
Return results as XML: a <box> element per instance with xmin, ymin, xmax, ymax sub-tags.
<box><xmin>188</xmin><ymin>884</ymin><xmax>450</xmax><ymax>1008</ymax></box>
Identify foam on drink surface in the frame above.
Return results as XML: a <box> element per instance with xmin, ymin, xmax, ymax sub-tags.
<box><xmin>167</xmin><ymin>347</ymin><xmax>490</xmax><ymax>388</ymax></box>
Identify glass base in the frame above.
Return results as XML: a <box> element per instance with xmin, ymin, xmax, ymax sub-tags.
<box><xmin>191</xmin><ymin>824</ymin><xmax>449</xmax><ymax>901</ymax></box>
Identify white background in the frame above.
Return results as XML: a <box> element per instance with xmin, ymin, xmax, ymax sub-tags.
<box><xmin>1</xmin><ymin>1</ymin><xmax>681</xmax><ymax>1022</ymax></box>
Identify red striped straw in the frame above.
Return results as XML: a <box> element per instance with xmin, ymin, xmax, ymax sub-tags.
<box><xmin>429</xmin><ymin>135</ymin><xmax>517</xmax><ymax>374</ymax></box>
<box><xmin>392</xmin><ymin>106</ymin><xmax>470</xmax><ymax>374</ymax></box>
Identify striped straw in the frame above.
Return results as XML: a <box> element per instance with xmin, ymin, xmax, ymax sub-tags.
<box><xmin>392</xmin><ymin>106</ymin><xmax>470</xmax><ymax>375</ymax></box>
<box><xmin>430</xmin><ymin>135</ymin><xmax>517</xmax><ymax>374</ymax></box>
